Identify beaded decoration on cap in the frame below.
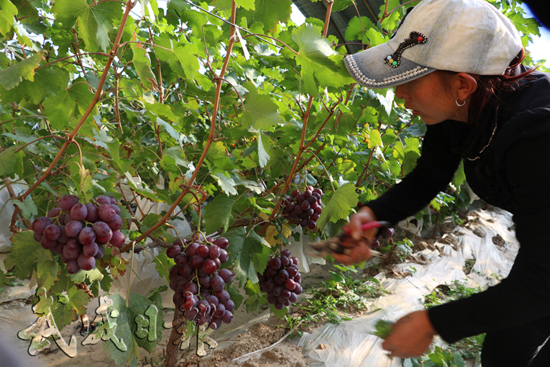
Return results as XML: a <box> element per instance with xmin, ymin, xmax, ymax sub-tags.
<box><xmin>384</xmin><ymin>31</ymin><xmax>428</xmax><ymax>68</ymax></box>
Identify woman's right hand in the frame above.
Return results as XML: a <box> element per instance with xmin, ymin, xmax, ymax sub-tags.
<box><xmin>331</xmin><ymin>206</ymin><xmax>379</xmax><ymax>265</ymax></box>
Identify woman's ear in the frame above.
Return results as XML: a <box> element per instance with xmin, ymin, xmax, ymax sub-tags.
<box><xmin>456</xmin><ymin>73</ymin><xmax>478</xmax><ymax>101</ymax></box>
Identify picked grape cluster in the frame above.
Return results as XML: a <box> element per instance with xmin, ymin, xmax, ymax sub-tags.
<box><xmin>168</xmin><ymin>235</ymin><xmax>235</xmax><ymax>330</ymax></box>
<box><xmin>282</xmin><ymin>187</ymin><xmax>323</xmax><ymax>230</ymax></box>
<box><xmin>32</xmin><ymin>195</ymin><xmax>126</xmax><ymax>274</ymax></box>
<box><xmin>258</xmin><ymin>249</ymin><xmax>302</xmax><ymax>310</ymax></box>
<box><xmin>371</xmin><ymin>226</ymin><xmax>395</xmax><ymax>249</ymax></box>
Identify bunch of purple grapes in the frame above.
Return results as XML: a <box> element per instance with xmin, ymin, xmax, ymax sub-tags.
<box><xmin>371</xmin><ymin>227</ymin><xmax>395</xmax><ymax>249</ymax></box>
<box><xmin>258</xmin><ymin>249</ymin><xmax>302</xmax><ymax>310</ymax></box>
<box><xmin>282</xmin><ymin>187</ymin><xmax>323</xmax><ymax>230</ymax></box>
<box><xmin>168</xmin><ymin>235</ymin><xmax>235</xmax><ymax>330</ymax></box>
<box><xmin>32</xmin><ymin>194</ymin><xmax>126</xmax><ymax>274</ymax></box>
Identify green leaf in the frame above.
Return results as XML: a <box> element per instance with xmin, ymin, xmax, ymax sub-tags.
<box><xmin>0</xmin><ymin>66</ymin><xmax>69</xmax><ymax>104</ymax></box>
<box><xmin>4</xmin><ymin>231</ymin><xmax>43</xmax><ymax>279</ymax></box>
<box><xmin>223</xmin><ymin>227</ymin><xmax>246</xmax><ymax>267</ymax></box>
<box><xmin>241</xmin><ymin>84</ymin><xmax>282</xmax><ymax>130</ymax></box>
<box><xmin>0</xmin><ymin>52</ymin><xmax>42</xmax><ymax>90</ymax></box>
<box><xmin>227</xmin><ymin>282</ymin><xmax>245</xmax><ymax>310</ymax></box>
<box><xmin>241</xmin><ymin>0</ymin><xmax>292</xmax><ymax>33</ymax></box>
<box><xmin>51</xmin><ymin>285</ymin><xmax>89</xmax><ymax>330</ymax></box>
<box><xmin>235</xmin><ymin>0</ymin><xmax>254</xmax><ymax>10</ymax></box>
<box><xmin>0</xmin><ymin>145</ymin><xmax>24</xmax><ymax>178</ymax></box>
<box><xmin>36</xmin><ymin>254</ymin><xmax>58</xmax><ymax>291</ymax></box>
<box><xmin>344</xmin><ymin>16</ymin><xmax>375</xmax><ymax>42</ymax></box>
<box><xmin>204</xmin><ymin>194</ymin><xmax>237</xmax><ymax>234</ymax></box>
<box><xmin>12</xmin><ymin>195</ymin><xmax>38</xmax><ymax>219</ymax></box>
<box><xmin>0</xmin><ymin>0</ymin><xmax>17</xmax><ymax>36</ymax></box>
<box><xmin>129</xmin><ymin>292</ymin><xmax>162</xmax><ymax>353</ymax></box>
<box><xmin>292</xmin><ymin>24</ymin><xmax>353</xmax><ymax>96</ymax></box>
<box><xmin>102</xmin><ymin>294</ymin><xmax>134</xmax><ymax>365</ymax></box>
<box><xmin>211</xmin><ymin>171</ymin><xmax>238</xmax><ymax>195</ymax></box>
<box><xmin>257</xmin><ymin>130</ymin><xmax>272</xmax><ymax>167</ymax></box>
<box><xmin>247</xmin><ymin>231</ymin><xmax>271</xmax><ymax>276</ymax></box>
<box><xmin>317</xmin><ymin>183</ymin><xmax>359</xmax><ymax>230</ymax></box>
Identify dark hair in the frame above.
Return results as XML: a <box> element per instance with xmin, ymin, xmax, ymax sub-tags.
<box><xmin>439</xmin><ymin>49</ymin><xmax>536</xmax><ymax>125</ymax></box>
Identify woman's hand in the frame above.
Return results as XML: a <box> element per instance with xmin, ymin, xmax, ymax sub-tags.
<box><xmin>381</xmin><ymin>310</ymin><xmax>437</xmax><ymax>358</ymax></box>
<box><xmin>331</xmin><ymin>206</ymin><xmax>378</xmax><ymax>265</ymax></box>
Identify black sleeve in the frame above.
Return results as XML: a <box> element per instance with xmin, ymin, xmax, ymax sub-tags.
<box><xmin>365</xmin><ymin>123</ymin><xmax>462</xmax><ymax>224</ymax></box>
<box><xmin>428</xmin><ymin>124</ymin><xmax>550</xmax><ymax>343</ymax></box>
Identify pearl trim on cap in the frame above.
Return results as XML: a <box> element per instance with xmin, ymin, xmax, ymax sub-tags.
<box><xmin>344</xmin><ymin>54</ymin><xmax>429</xmax><ymax>87</ymax></box>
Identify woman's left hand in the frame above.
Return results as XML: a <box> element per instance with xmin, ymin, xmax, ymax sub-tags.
<box><xmin>381</xmin><ymin>310</ymin><xmax>437</xmax><ymax>358</ymax></box>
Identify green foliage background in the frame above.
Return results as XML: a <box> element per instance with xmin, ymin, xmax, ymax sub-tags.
<box><xmin>0</xmin><ymin>0</ymin><xmax>544</xmax><ymax>364</ymax></box>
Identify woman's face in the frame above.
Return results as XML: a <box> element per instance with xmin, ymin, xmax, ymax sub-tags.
<box><xmin>394</xmin><ymin>71</ymin><xmax>468</xmax><ymax>125</ymax></box>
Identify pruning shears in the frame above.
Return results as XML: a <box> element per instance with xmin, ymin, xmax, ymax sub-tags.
<box><xmin>308</xmin><ymin>220</ymin><xmax>392</xmax><ymax>258</ymax></box>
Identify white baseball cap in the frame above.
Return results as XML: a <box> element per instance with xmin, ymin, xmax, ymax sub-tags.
<box><xmin>344</xmin><ymin>0</ymin><xmax>523</xmax><ymax>89</ymax></box>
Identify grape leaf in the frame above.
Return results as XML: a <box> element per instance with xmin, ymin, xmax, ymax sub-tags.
<box><xmin>0</xmin><ymin>52</ymin><xmax>42</xmax><ymax>90</ymax></box>
<box><xmin>4</xmin><ymin>231</ymin><xmax>43</xmax><ymax>279</ymax></box>
<box><xmin>12</xmin><ymin>195</ymin><xmax>38</xmax><ymax>219</ymax></box>
<box><xmin>0</xmin><ymin>66</ymin><xmax>69</xmax><ymax>104</ymax></box>
<box><xmin>204</xmin><ymin>194</ymin><xmax>237</xmax><ymax>234</ymax></box>
<box><xmin>241</xmin><ymin>0</ymin><xmax>292</xmax><ymax>33</ymax></box>
<box><xmin>211</xmin><ymin>171</ymin><xmax>238</xmax><ymax>195</ymax></box>
<box><xmin>247</xmin><ymin>231</ymin><xmax>271</xmax><ymax>277</ymax></box>
<box><xmin>223</xmin><ymin>227</ymin><xmax>246</xmax><ymax>266</ymax></box>
<box><xmin>240</xmin><ymin>84</ymin><xmax>282</xmax><ymax>131</ymax></box>
<box><xmin>257</xmin><ymin>130</ymin><xmax>272</xmax><ymax>168</ymax></box>
<box><xmin>316</xmin><ymin>183</ymin><xmax>359</xmax><ymax>230</ymax></box>
<box><xmin>292</xmin><ymin>24</ymin><xmax>354</xmax><ymax>96</ymax></box>
<box><xmin>0</xmin><ymin>145</ymin><xmax>24</xmax><ymax>178</ymax></box>
<box><xmin>128</xmin><ymin>292</ymin><xmax>162</xmax><ymax>353</ymax></box>
<box><xmin>36</xmin><ymin>250</ymin><xmax>58</xmax><ymax>291</ymax></box>
<box><xmin>50</xmin><ymin>285</ymin><xmax>89</xmax><ymax>330</ymax></box>
<box><xmin>344</xmin><ymin>16</ymin><xmax>375</xmax><ymax>42</ymax></box>
<box><xmin>102</xmin><ymin>294</ymin><xmax>134</xmax><ymax>366</ymax></box>
<box><xmin>0</xmin><ymin>0</ymin><xmax>17</xmax><ymax>36</ymax></box>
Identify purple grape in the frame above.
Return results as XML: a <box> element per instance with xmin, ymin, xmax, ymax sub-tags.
<box><xmin>83</xmin><ymin>242</ymin><xmax>99</xmax><ymax>257</ymax></box>
<box><xmin>289</xmin><ymin>292</ymin><xmax>298</xmax><ymax>302</ymax></box>
<box><xmin>291</xmin><ymin>189</ymin><xmax>299</xmax><ymax>198</ymax></box>
<box><xmin>280</xmin><ymin>255</ymin><xmax>290</xmax><ymax>267</ymax></box>
<box><xmin>79</xmin><ymin>227</ymin><xmax>96</xmax><ymax>246</ymax></box>
<box><xmin>47</xmin><ymin>207</ymin><xmax>63</xmax><ymax>218</ymax></box>
<box><xmin>58</xmin><ymin>195</ymin><xmax>79</xmax><ymax>211</ymax></box>
<box><xmin>218</xmin><ymin>268</ymin><xmax>234</xmax><ymax>283</ymax></box>
<box><xmin>186</xmin><ymin>242</ymin><xmax>200</xmax><ymax>257</ymax></box>
<box><xmin>221</xmin><ymin>310</ymin><xmax>233</xmax><ymax>324</ymax></box>
<box><xmin>281</xmin><ymin>249</ymin><xmax>291</xmax><ymax>257</ymax></box>
<box><xmin>85</xmin><ymin>203</ymin><xmax>99</xmax><ymax>222</ymax></box>
<box><xmin>189</xmin><ymin>255</ymin><xmax>204</xmax><ymax>269</ymax></box>
<box><xmin>98</xmin><ymin>204</ymin><xmax>116</xmax><ymax>222</ymax></box>
<box><xmin>66</xmin><ymin>260</ymin><xmax>80</xmax><ymax>274</ymax></box>
<box><xmin>270</xmin><ymin>257</ymin><xmax>282</xmax><ymax>270</ymax></box>
<box><xmin>64</xmin><ymin>220</ymin><xmax>83</xmax><ymax>237</ymax></box>
<box><xmin>109</xmin><ymin>204</ymin><xmax>121</xmax><ymax>215</ymax></box>
<box><xmin>211</xmin><ymin>275</ymin><xmax>225</xmax><ymax>292</ymax></box>
<box><xmin>214</xmin><ymin>237</ymin><xmax>229</xmax><ymax>250</ymax></box>
<box><xmin>209</xmin><ymin>245</ymin><xmax>220</xmax><ymax>259</ymax></box>
<box><xmin>110</xmin><ymin>230</ymin><xmax>125</xmax><ymax>247</ymax></box>
<box><xmin>182</xmin><ymin>282</ymin><xmax>198</xmax><ymax>295</ymax></box>
<box><xmin>32</xmin><ymin>217</ymin><xmax>52</xmax><ymax>235</ymax></box>
<box><xmin>92</xmin><ymin>221</ymin><xmax>111</xmax><ymax>237</ymax></box>
<box><xmin>219</xmin><ymin>249</ymin><xmax>228</xmax><ymax>263</ymax></box>
<box><xmin>94</xmin><ymin>245</ymin><xmax>105</xmax><ymax>260</ymax></box>
<box><xmin>70</xmin><ymin>203</ymin><xmax>88</xmax><ymax>221</ymax></box>
<box><xmin>107</xmin><ymin>215</ymin><xmax>123</xmax><ymax>231</ymax></box>
<box><xmin>214</xmin><ymin>303</ymin><xmax>226</xmax><ymax>318</ymax></box>
<box><xmin>57</xmin><ymin>226</ymin><xmax>70</xmax><ymax>243</ymax></box>
<box><xmin>199</xmin><ymin>276</ymin><xmax>211</xmax><ymax>289</ymax></box>
<box><xmin>209</xmin><ymin>318</ymin><xmax>222</xmax><ymax>330</ymax></box>
<box><xmin>216</xmin><ymin>290</ymin><xmax>230</xmax><ymax>304</ymax></box>
<box><xmin>197</xmin><ymin>245</ymin><xmax>209</xmax><ymax>258</ymax></box>
<box><xmin>43</xmin><ymin>224</ymin><xmax>61</xmax><ymax>241</ymax></box>
<box><xmin>202</xmin><ymin>258</ymin><xmax>217</xmax><ymax>274</ymax></box>
<box><xmin>285</xmin><ymin>278</ymin><xmax>296</xmax><ymax>291</ymax></box>
<box><xmin>77</xmin><ymin>254</ymin><xmax>95</xmax><ymax>271</ymax></box>
<box><xmin>41</xmin><ymin>237</ymin><xmax>57</xmax><ymax>250</ymax></box>
<box><xmin>224</xmin><ymin>299</ymin><xmax>235</xmax><ymax>312</ymax></box>
<box><xmin>95</xmin><ymin>195</ymin><xmax>111</xmax><ymax>205</ymax></box>
<box><xmin>167</xmin><ymin>244</ymin><xmax>182</xmax><ymax>258</ymax></box>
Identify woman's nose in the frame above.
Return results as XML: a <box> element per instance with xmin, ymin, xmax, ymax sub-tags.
<box><xmin>394</xmin><ymin>84</ymin><xmax>406</xmax><ymax>100</ymax></box>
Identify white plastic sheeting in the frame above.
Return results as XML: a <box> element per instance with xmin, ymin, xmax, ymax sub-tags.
<box><xmin>295</xmin><ymin>208</ymin><xmax>519</xmax><ymax>367</ymax></box>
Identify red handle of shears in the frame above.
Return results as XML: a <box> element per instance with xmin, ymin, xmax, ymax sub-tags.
<box><xmin>342</xmin><ymin>221</ymin><xmax>386</xmax><ymax>236</ymax></box>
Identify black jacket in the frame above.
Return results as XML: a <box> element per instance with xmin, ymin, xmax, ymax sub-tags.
<box><xmin>366</xmin><ymin>68</ymin><xmax>550</xmax><ymax>343</ymax></box>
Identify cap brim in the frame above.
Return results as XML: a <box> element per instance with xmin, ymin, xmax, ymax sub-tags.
<box><xmin>344</xmin><ymin>43</ymin><xmax>436</xmax><ymax>89</ymax></box>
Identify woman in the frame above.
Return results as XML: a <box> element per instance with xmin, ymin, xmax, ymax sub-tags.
<box><xmin>339</xmin><ymin>0</ymin><xmax>550</xmax><ymax>365</ymax></box>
